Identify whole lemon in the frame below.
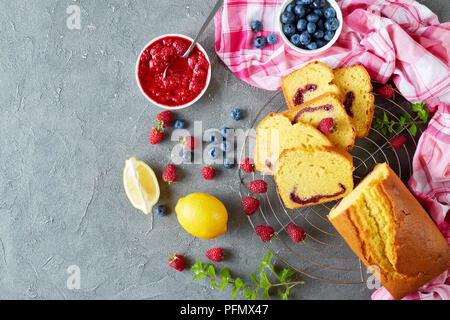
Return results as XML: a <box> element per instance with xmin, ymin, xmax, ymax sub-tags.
<box><xmin>175</xmin><ymin>193</ymin><xmax>228</xmax><ymax>239</ymax></box>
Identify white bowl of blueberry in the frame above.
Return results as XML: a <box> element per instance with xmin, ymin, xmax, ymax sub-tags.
<box><xmin>279</xmin><ymin>0</ymin><xmax>342</xmax><ymax>53</ymax></box>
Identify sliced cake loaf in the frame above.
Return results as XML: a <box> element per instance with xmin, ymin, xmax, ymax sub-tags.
<box><xmin>254</xmin><ymin>112</ymin><xmax>333</xmax><ymax>174</ymax></box>
<box><xmin>281</xmin><ymin>61</ymin><xmax>342</xmax><ymax>110</ymax></box>
<box><xmin>274</xmin><ymin>146</ymin><xmax>354</xmax><ymax>209</ymax></box>
<box><xmin>282</xmin><ymin>93</ymin><xmax>356</xmax><ymax>150</ymax></box>
<box><xmin>333</xmin><ymin>65</ymin><xmax>375</xmax><ymax>138</ymax></box>
<box><xmin>328</xmin><ymin>163</ymin><xmax>450</xmax><ymax>300</ymax></box>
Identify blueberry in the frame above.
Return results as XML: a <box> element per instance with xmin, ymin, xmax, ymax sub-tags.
<box><xmin>306</xmin><ymin>42</ymin><xmax>318</xmax><ymax>50</ymax></box>
<box><xmin>306</xmin><ymin>14</ymin><xmax>319</xmax><ymax>23</ymax></box>
<box><xmin>286</xmin><ymin>3</ymin><xmax>296</xmax><ymax>13</ymax></box>
<box><xmin>324</xmin><ymin>7</ymin><xmax>336</xmax><ymax>19</ymax></box>
<box><xmin>155</xmin><ymin>205</ymin><xmax>166</xmax><ymax>217</ymax></box>
<box><xmin>283</xmin><ymin>23</ymin><xmax>296</xmax><ymax>37</ymax></box>
<box><xmin>254</xmin><ymin>36</ymin><xmax>267</xmax><ymax>49</ymax></box>
<box><xmin>299</xmin><ymin>31</ymin><xmax>311</xmax><ymax>45</ymax></box>
<box><xmin>324</xmin><ymin>30</ymin><xmax>335</xmax><ymax>41</ymax></box>
<box><xmin>312</xmin><ymin>0</ymin><xmax>326</xmax><ymax>8</ymax></box>
<box><xmin>316</xmin><ymin>39</ymin><xmax>326</xmax><ymax>47</ymax></box>
<box><xmin>313</xmin><ymin>9</ymin><xmax>323</xmax><ymax>17</ymax></box>
<box><xmin>297</xmin><ymin>19</ymin><xmax>307</xmax><ymax>31</ymax></box>
<box><xmin>267</xmin><ymin>33</ymin><xmax>278</xmax><ymax>44</ymax></box>
<box><xmin>317</xmin><ymin>19</ymin><xmax>324</xmax><ymax>30</ymax></box>
<box><xmin>221</xmin><ymin>140</ymin><xmax>232</xmax><ymax>152</ymax></box>
<box><xmin>313</xmin><ymin>30</ymin><xmax>324</xmax><ymax>39</ymax></box>
<box><xmin>251</xmin><ymin>20</ymin><xmax>262</xmax><ymax>32</ymax></box>
<box><xmin>182</xmin><ymin>150</ymin><xmax>193</xmax><ymax>163</ymax></box>
<box><xmin>299</xmin><ymin>0</ymin><xmax>313</xmax><ymax>4</ymax></box>
<box><xmin>281</xmin><ymin>11</ymin><xmax>296</xmax><ymax>24</ymax></box>
<box><xmin>230</xmin><ymin>108</ymin><xmax>243</xmax><ymax>121</ymax></box>
<box><xmin>290</xmin><ymin>34</ymin><xmax>301</xmax><ymax>46</ymax></box>
<box><xmin>294</xmin><ymin>5</ymin><xmax>306</xmax><ymax>17</ymax></box>
<box><xmin>325</xmin><ymin>18</ymin><xmax>339</xmax><ymax>31</ymax></box>
<box><xmin>174</xmin><ymin>119</ymin><xmax>185</xmax><ymax>129</ymax></box>
<box><xmin>221</xmin><ymin>127</ymin><xmax>233</xmax><ymax>138</ymax></box>
<box><xmin>223</xmin><ymin>157</ymin><xmax>234</xmax><ymax>169</ymax></box>
<box><xmin>307</xmin><ymin>22</ymin><xmax>316</xmax><ymax>34</ymax></box>
<box><xmin>208</xmin><ymin>147</ymin><xmax>218</xmax><ymax>160</ymax></box>
<box><xmin>206</xmin><ymin>131</ymin><xmax>220</xmax><ymax>143</ymax></box>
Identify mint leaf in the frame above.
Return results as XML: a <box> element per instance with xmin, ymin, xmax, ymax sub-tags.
<box><xmin>259</xmin><ymin>270</ymin><xmax>271</xmax><ymax>289</ymax></box>
<box><xmin>409</xmin><ymin>123</ymin><xmax>417</xmax><ymax>136</ymax></box>
<box><xmin>243</xmin><ymin>289</ymin><xmax>252</xmax><ymax>299</ymax></box>
<box><xmin>234</xmin><ymin>278</ymin><xmax>245</xmax><ymax>290</ymax></box>
<box><xmin>262</xmin><ymin>288</ymin><xmax>269</xmax><ymax>300</ymax></box>
<box><xmin>232</xmin><ymin>287</ymin><xmax>237</xmax><ymax>300</ymax></box>
<box><xmin>279</xmin><ymin>268</ymin><xmax>295</xmax><ymax>282</ymax></box>
<box><xmin>251</xmin><ymin>272</ymin><xmax>258</xmax><ymax>285</ymax></box>
<box><xmin>205</xmin><ymin>264</ymin><xmax>216</xmax><ymax>278</ymax></box>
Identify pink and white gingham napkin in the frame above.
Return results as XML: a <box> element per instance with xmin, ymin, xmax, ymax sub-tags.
<box><xmin>214</xmin><ymin>0</ymin><xmax>450</xmax><ymax>300</ymax></box>
<box><xmin>214</xmin><ymin>0</ymin><xmax>450</xmax><ymax>105</ymax></box>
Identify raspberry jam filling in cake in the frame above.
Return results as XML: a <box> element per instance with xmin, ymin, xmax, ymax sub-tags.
<box><xmin>290</xmin><ymin>184</ymin><xmax>346</xmax><ymax>205</ymax></box>
<box><xmin>291</xmin><ymin>104</ymin><xmax>333</xmax><ymax>124</ymax></box>
<box><xmin>137</xmin><ymin>36</ymin><xmax>209</xmax><ymax>106</ymax></box>
<box><xmin>265</xmin><ymin>159</ymin><xmax>273</xmax><ymax>170</ymax></box>
<box><xmin>292</xmin><ymin>84</ymin><xmax>318</xmax><ymax>106</ymax></box>
<box><xmin>343</xmin><ymin>91</ymin><xmax>355</xmax><ymax>117</ymax></box>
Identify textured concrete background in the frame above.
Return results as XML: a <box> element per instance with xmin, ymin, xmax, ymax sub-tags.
<box><xmin>0</xmin><ymin>0</ymin><xmax>448</xmax><ymax>300</ymax></box>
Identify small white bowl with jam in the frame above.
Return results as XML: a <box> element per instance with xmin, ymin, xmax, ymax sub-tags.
<box><xmin>136</xmin><ymin>34</ymin><xmax>211</xmax><ymax>110</ymax></box>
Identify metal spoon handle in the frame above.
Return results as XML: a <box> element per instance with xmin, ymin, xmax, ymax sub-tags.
<box><xmin>183</xmin><ymin>0</ymin><xmax>224</xmax><ymax>59</ymax></box>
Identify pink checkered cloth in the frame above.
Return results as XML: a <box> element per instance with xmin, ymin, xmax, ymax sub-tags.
<box><xmin>214</xmin><ymin>0</ymin><xmax>450</xmax><ymax>300</ymax></box>
<box><xmin>214</xmin><ymin>0</ymin><xmax>450</xmax><ymax>105</ymax></box>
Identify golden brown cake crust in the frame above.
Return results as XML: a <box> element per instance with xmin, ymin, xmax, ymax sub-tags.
<box><xmin>333</xmin><ymin>65</ymin><xmax>375</xmax><ymax>138</ymax></box>
<box><xmin>281</xmin><ymin>61</ymin><xmax>343</xmax><ymax>109</ymax></box>
<box><xmin>329</xmin><ymin>165</ymin><xmax>450</xmax><ymax>300</ymax></box>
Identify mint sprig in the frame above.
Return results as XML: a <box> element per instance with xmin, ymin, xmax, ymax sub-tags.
<box><xmin>190</xmin><ymin>252</ymin><xmax>303</xmax><ymax>300</ymax></box>
<box><xmin>373</xmin><ymin>101</ymin><xmax>430</xmax><ymax>136</ymax></box>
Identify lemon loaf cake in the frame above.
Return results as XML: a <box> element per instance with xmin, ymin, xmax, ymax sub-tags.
<box><xmin>281</xmin><ymin>61</ymin><xmax>342</xmax><ymax>110</ymax></box>
<box><xmin>328</xmin><ymin>163</ymin><xmax>450</xmax><ymax>300</ymax></box>
<box><xmin>254</xmin><ymin>112</ymin><xmax>333</xmax><ymax>174</ymax></box>
<box><xmin>274</xmin><ymin>146</ymin><xmax>354</xmax><ymax>209</ymax></box>
<box><xmin>282</xmin><ymin>93</ymin><xmax>356</xmax><ymax>150</ymax></box>
<box><xmin>333</xmin><ymin>65</ymin><xmax>375</xmax><ymax>138</ymax></box>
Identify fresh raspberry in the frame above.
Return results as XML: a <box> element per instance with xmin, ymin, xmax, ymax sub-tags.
<box><xmin>390</xmin><ymin>135</ymin><xmax>407</xmax><ymax>149</ymax></box>
<box><xmin>255</xmin><ymin>225</ymin><xmax>275</xmax><ymax>242</ymax></box>
<box><xmin>205</xmin><ymin>248</ymin><xmax>224</xmax><ymax>262</ymax></box>
<box><xmin>162</xmin><ymin>164</ymin><xmax>177</xmax><ymax>183</ymax></box>
<box><xmin>286</xmin><ymin>224</ymin><xmax>306</xmax><ymax>243</ymax></box>
<box><xmin>242</xmin><ymin>196</ymin><xmax>259</xmax><ymax>216</ymax></box>
<box><xmin>201</xmin><ymin>166</ymin><xmax>215</xmax><ymax>180</ymax></box>
<box><xmin>168</xmin><ymin>253</ymin><xmax>185</xmax><ymax>272</ymax></box>
<box><xmin>240</xmin><ymin>158</ymin><xmax>254</xmax><ymax>173</ymax></box>
<box><xmin>317</xmin><ymin>117</ymin><xmax>337</xmax><ymax>135</ymax></box>
<box><xmin>248</xmin><ymin>180</ymin><xmax>268</xmax><ymax>193</ymax></box>
<box><xmin>149</xmin><ymin>127</ymin><xmax>164</xmax><ymax>145</ymax></box>
<box><xmin>180</xmin><ymin>136</ymin><xmax>197</xmax><ymax>151</ymax></box>
<box><xmin>156</xmin><ymin>110</ymin><xmax>173</xmax><ymax>128</ymax></box>
<box><xmin>377</xmin><ymin>84</ymin><xmax>394</xmax><ymax>98</ymax></box>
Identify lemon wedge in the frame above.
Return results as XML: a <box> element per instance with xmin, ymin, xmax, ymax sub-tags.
<box><xmin>123</xmin><ymin>157</ymin><xmax>160</xmax><ymax>214</ymax></box>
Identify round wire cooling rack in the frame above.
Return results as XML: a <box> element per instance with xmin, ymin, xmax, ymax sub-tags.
<box><xmin>238</xmin><ymin>85</ymin><xmax>425</xmax><ymax>284</ymax></box>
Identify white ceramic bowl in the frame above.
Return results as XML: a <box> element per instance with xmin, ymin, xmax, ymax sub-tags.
<box><xmin>278</xmin><ymin>0</ymin><xmax>343</xmax><ymax>54</ymax></box>
<box><xmin>135</xmin><ymin>33</ymin><xmax>212</xmax><ymax>110</ymax></box>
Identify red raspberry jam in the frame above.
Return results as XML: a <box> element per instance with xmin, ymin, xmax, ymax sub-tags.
<box><xmin>137</xmin><ymin>36</ymin><xmax>210</xmax><ymax>107</ymax></box>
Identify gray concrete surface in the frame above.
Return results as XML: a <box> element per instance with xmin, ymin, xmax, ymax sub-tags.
<box><xmin>0</xmin><ymin>0</ymin><xmax>448</xmax><ymax>300</ymax></box>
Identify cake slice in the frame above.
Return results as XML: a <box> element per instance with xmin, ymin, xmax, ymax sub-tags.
<box><xmin>274</xmin><ymin>146</ymin><xmax>354</xmax><ymax>209</ymax></box>
<box><xmin>254</xmin><ymin>112</ymin><xmax>333</xmax><ymax>174</ymax></box>
<box><xmin>333</xmin><ymin>65</ymin><xmax>375</xmax><ymax>138</ymax></box>
<box><xmin>328</xmin><ymin>163</ymin><xmax>450</xmax><ymax>300</ymax></box>
<box><xmin>282</xmin><ymin>93</ymin><xmax>356</xmax><ymax>150</ymax></box>
<box><xmin>281</xmin><ymin>61</ymin><xmax>342</xmax><ymax>110</ymax></box>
